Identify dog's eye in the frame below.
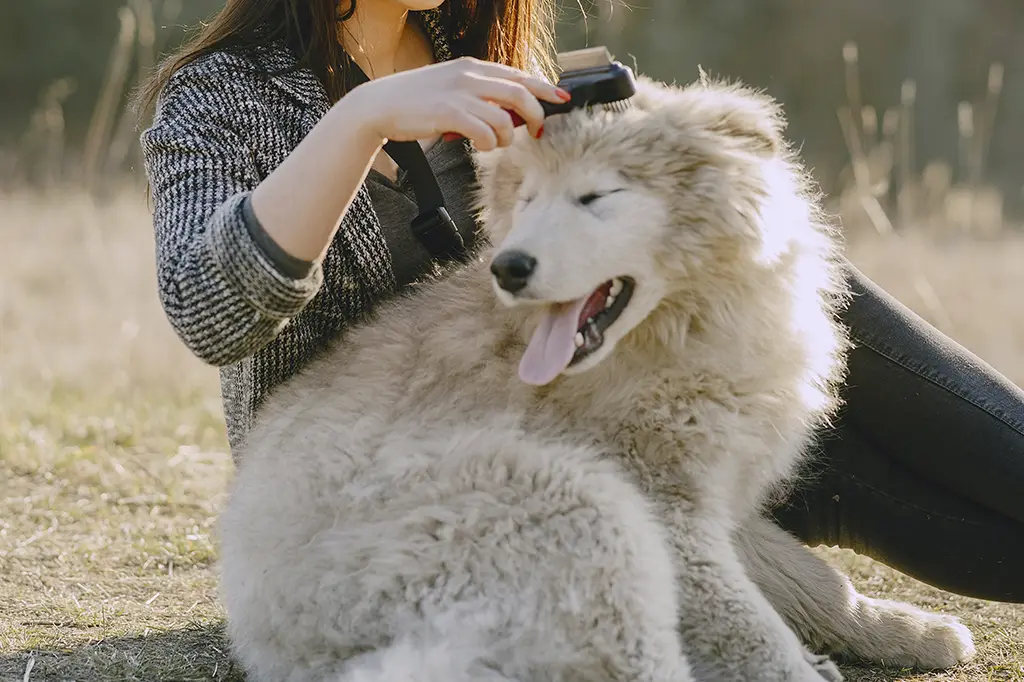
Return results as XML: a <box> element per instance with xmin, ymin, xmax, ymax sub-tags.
<box><xmin>577</xmin><ymin>189</ymin><xmax>623</xmax><ymax>206</ymax></box>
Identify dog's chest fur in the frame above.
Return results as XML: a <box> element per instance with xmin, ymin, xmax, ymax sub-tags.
<box><xmin>520</xmin><ymin>366</ymin><xmax>813</xmax><ymax>520</ymax></box>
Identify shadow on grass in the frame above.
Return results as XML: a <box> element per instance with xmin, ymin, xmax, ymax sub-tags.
<box><xmin>2</xmin><ymin>625</ymin><xmax>932</xmax><ymax>682</ymax></box>
<box><xmin>833</xmin><ymin>659</ymin><xmax>943</xmax><ymax>682</ymax></box>
<box><xmin>1</xmin><ymin>622</ymin><xmax>245</xmax><ymax>682</ymax></box>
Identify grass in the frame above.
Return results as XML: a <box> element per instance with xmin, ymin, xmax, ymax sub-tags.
<box><xmin>1</xmin><ymin>187</ymin><xmax>1022</xmax><ymax>681</ymax></box>
<box><xmin>0</xmin><ymin>188</ymin><xmax>238</xmax><ymax>681</ymax></box>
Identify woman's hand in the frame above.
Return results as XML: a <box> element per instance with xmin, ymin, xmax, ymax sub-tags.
<box><xmin>345</xmin><ymin>56</ymin><xmax>570</xmax><ymax>150</ymax></box>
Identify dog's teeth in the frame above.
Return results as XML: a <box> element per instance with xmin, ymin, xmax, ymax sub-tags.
<box><xmin>574</xmin><ymin>332</ymin><xmax>585</xmax><ymax>348</ymax></box>
<box><xmin>605</xmin><ymin>295</ymin><xmax>616</xmax><ymax>309</ymax></box>
<box><xmin>609</xmin><ymin>279</ymin><xmax>623</xmax><ymax>296</ymax></box>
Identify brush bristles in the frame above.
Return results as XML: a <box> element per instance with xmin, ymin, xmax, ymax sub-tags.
<box><xmin>601</xmin><ymin>100</ymin><xmax>632</xmax><ymax>113</ymax></box>
<box><xmin>585</xmin><ymin>100</ymin><xmax>632</xmax><ymax>115</ymax></box>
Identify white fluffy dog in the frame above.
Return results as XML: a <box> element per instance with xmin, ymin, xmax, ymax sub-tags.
<box><xmin>217</xmin><ymin>73</ymin><xmax>975</xmax><ymax>682</ymax></box>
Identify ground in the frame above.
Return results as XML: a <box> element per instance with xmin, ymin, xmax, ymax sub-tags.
<box><xmin>1</xmin><ymin>189</ymin><xmax>1021</xmax><ymax>681</ymax></box>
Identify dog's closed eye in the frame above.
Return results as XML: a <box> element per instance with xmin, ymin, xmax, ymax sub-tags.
<box><xmin>578</xmin><ymin>189</ymin><xmax>625</xmax><ymax>206</ymax></box>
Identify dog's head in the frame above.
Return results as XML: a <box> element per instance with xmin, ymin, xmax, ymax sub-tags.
<box><xmin>473</xmin><ymin>73</ymin><xmax>834</xmax><ymax>386</ymax></box>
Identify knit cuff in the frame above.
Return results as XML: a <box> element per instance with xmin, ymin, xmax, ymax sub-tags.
<box><xmin>205</xmin><ymin>192</ymin><xmax>323</xmax><ymax>319</ymax></box>
<box><xmin>241</xmin><ymin>194</ymin><xmax>317</xmax><ymax>280</ymax></box>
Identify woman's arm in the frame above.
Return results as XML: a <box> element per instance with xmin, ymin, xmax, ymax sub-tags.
<box><xmin>246</xmin><ymin>90</ymin><xmax>384</xmax><ymax>266</ymax></box>
<box><xmin>141</xmin><ymin>53</ymin><xmax>326</xmax><ymax>367</ymax></box>
<box><xmin>249</xmin><ymin>56</ymin><xmax>569</xmax><ymax>264</ymax></box>
<box><xmin>141</xmin><ymin>53</ymin><xmax>567</xmax><ymax>367</ymax></box>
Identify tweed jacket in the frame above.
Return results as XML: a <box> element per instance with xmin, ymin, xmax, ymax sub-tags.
<box><xmin>140</xmin><ymin>10</ymin><xmax>460</xmax><ymax>457</ymax></box>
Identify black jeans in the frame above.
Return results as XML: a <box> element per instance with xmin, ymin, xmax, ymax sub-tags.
<box><xmin>769</xmin><ymin>261</ymin><xmax>1024</xmax><ymax>603</ymax></box>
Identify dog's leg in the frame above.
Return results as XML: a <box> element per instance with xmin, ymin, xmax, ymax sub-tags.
<box><xmin>735</xmin><ymin>513</ymin><xmax>976</xmax><ymax>670</ymax></box>
<box><xmin>659</xmin><ymin>501</ymin><xmax>839</xmax><ymax>682</ymax></box>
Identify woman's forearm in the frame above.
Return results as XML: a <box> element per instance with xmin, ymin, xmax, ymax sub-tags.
<box><xmin>249</xmin><ymin>85</ymin><xmax>386</xmax><ymax>264</ymax></box>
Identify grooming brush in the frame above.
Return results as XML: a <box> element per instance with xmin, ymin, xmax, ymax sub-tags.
<box><xmin>442</xmin><ymin>46</ymin><xmax>636</xmax><ymax>142</ymax></box>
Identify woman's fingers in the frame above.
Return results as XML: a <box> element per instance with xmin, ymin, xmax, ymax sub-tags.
<box><xmin>463</xmin><ymin>75</ymin><xmax>548</xmax><ymax>138</ymax></box>
<box><xmin>434</xmin><ymin>58</ymin><xmax>571</xmax><ymax>145</ymax></box>
<box><xmin>471</xmin><ymin>59</ymin><xmax>570</xmax><ymax>105</ymax></box>
<box><xmin>445</xmin><ymin>108</ymin><xmax>500</xmax><ymax>150</ymax></box>
<box><xmin>464</xmin><ymin>99</ymin><xmax>518</xmax><ymax>147</ymax></box>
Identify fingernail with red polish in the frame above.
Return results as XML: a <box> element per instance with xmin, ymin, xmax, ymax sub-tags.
<box><xmin>556</xmin><ymin>88</ymin><xmax>571</xmax><ymax>101</ymax></box>
<box><xmin>535</xmin><ymin>125</ymin><xmax>544</xmax><ymax>139</ymax></box>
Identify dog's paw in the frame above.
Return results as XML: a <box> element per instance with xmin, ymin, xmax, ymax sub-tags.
<box><xmin>839</xmin><ymin>598</ymin><xmax>976</xmax><ymax>670</ymax></box>
<box><xmin>903</xmin><ymin>613</ymin><xmax>976</xmax><ymax>670</ymax></box>
<box><xmin>803</xmin><ymin>649</ymin><xmax>844</xmax><ymax>682</ymax></box>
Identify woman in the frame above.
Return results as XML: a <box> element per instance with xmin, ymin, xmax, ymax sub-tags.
<box><xmin>137</xmin><ymin>0</ymin><xmax>1024</xmax><ymax>602</ymax></box>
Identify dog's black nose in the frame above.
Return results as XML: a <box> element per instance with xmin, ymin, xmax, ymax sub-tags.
<box><xmin>490</xmin><ymin>250</ymin><xmax>537</xmax><ymax>294</ymax></box>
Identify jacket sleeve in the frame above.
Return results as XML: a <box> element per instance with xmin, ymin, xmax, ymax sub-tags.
<box><xmin>140</xmin><ymin>54</ymin><xmax>324</xmax><ymax>367</ymax></box>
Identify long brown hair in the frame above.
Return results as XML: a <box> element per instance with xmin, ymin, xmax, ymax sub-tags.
<box><xmin>135</xmin><ymin>0</ymin><xmax>557</xmax><ymax>119</ymax></box>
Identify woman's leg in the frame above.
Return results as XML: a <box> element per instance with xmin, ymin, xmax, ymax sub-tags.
<box><xmin>770</xmin><ymin>260</ymin><xmax>1024</xmax><ymax>603</ymax></box>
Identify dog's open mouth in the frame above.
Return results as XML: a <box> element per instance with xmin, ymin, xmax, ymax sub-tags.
<box><xmin>570</xmin><ymin>277</ymin><xmax>636</xmax><ymax>363</ymax></box>
<box><xmin>518</xmin><ymin>276</ymin><xmax>636</xmax><ymax>386</ymax></box>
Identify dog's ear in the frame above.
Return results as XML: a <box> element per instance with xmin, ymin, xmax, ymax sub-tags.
<box><xmin>654</xmin><ymin>76</ymin><xmax>787</xmax><ymax>158</ymax></box>
<box><xmin>698</xmin><ymin>80</ymin><xmax>786</xmax><ymax>157</ymax></box>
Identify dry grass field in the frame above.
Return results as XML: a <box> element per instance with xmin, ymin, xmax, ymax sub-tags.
<box><xmin>1</xmin><ymin>187</ymin><xmax>1021</xmax><ymax>681</ymax></box>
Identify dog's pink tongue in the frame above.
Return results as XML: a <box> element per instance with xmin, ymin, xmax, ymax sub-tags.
<box><xmin>518</xmin><ymin>297</ymin><xmax>588</xmax><ymax>386</ymax></box>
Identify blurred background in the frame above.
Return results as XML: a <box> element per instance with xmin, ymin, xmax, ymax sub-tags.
<box><xmin>1</xmin><ymin>3</ymin><xmax>1022</xmax><ymax>680</ymax></box>
<box><xmin>3</xmin><ymin>0</ymin><xmax>1024</xmax><ymax>231</ymax></box>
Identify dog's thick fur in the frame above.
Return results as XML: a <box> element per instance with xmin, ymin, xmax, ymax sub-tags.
<box><xmin>218</xmin><ymin>74</ymin><xmax>974</xmax><ymax>682</ymax></box>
